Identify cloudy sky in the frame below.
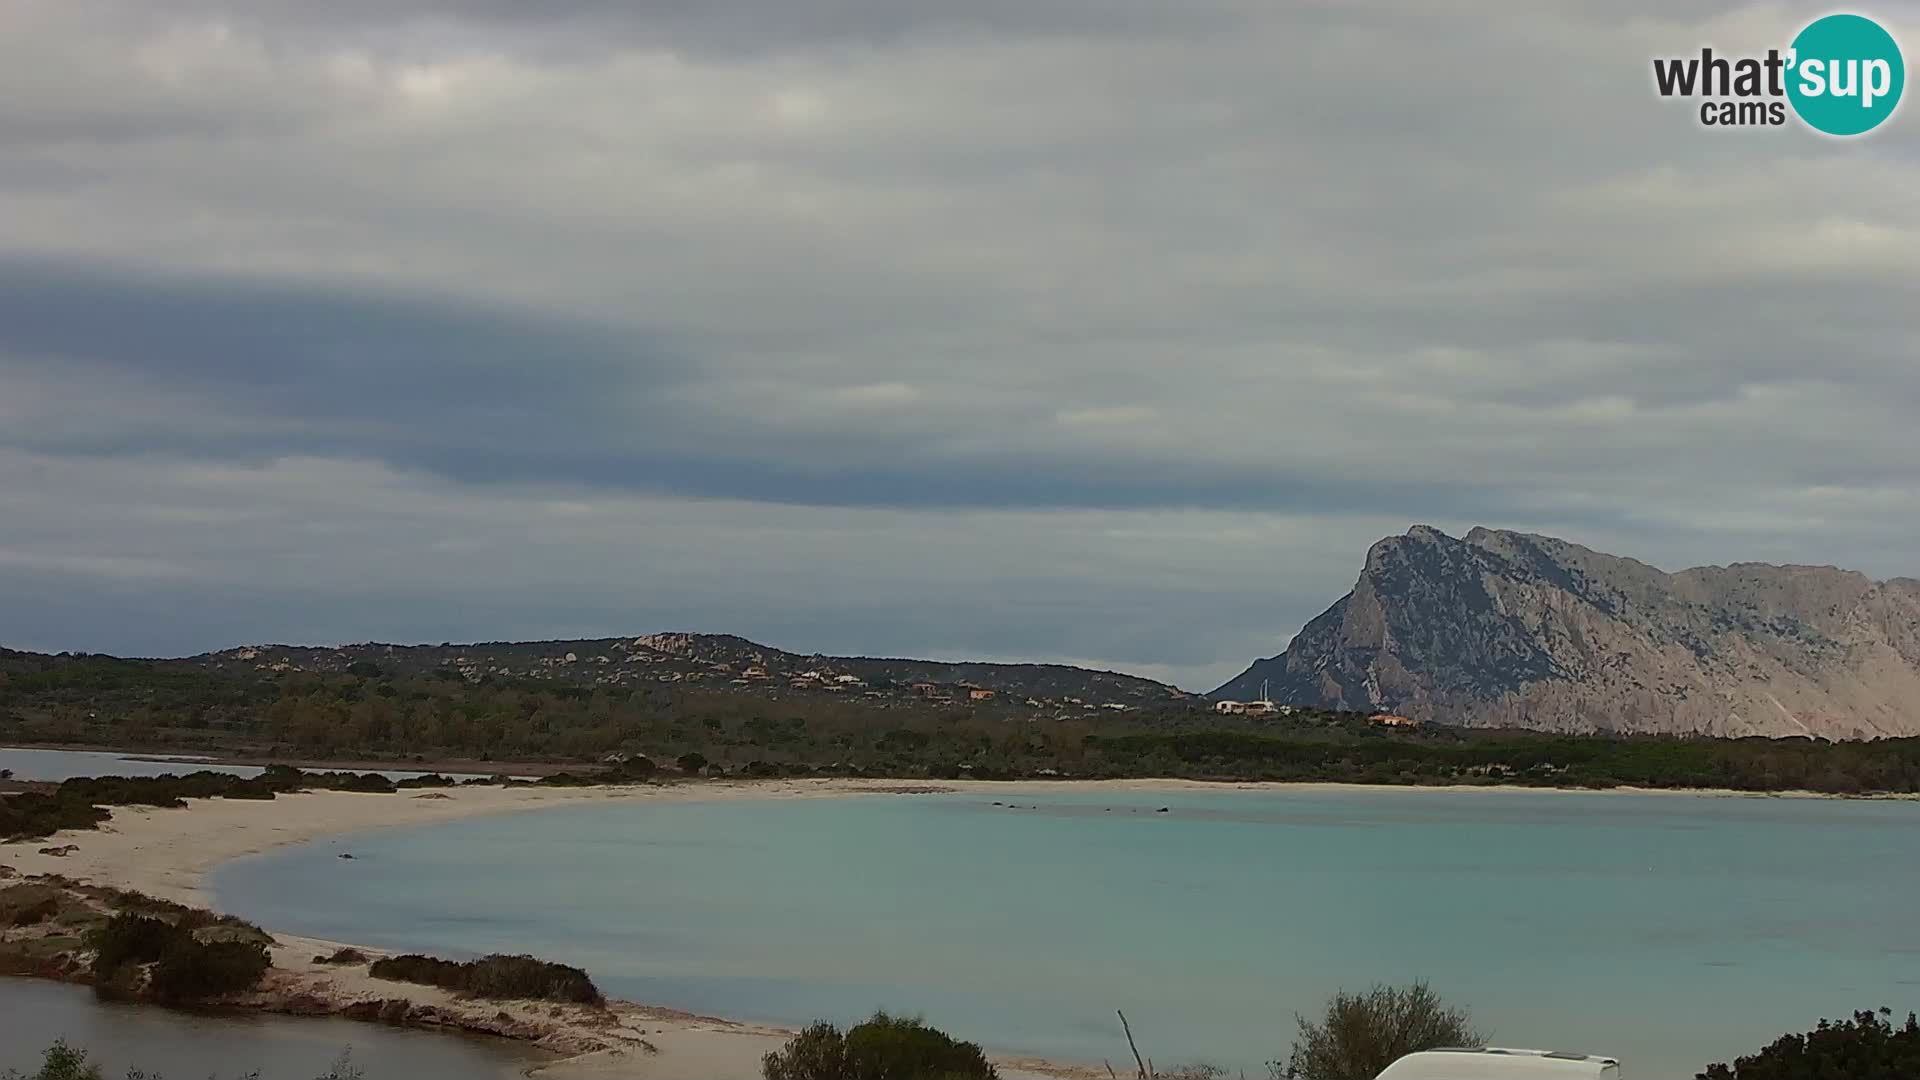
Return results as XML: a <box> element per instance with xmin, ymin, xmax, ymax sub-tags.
<box><xmin>2</xmin><ymin>0</ymin><xmax>1916</xmax><ymax>690</ymax></box>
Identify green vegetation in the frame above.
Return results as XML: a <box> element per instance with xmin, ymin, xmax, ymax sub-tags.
<box><xmin>0</xmin><ymin>767</ymin><xmax>412</xmax><ymax>841</ymax></box>
<box><xmin>367</xmin><ymin>951</ymin><xmax>604</xmax><ymax>1005</ymax></box>
<box><xmin>2</xmin><ymin>1041</ymin><xmax>361</xmax><ymax>1080</ymax></box>
<box><xmin>1273</xmin><ymin>982</ymin><xmax>1482</xmax><ymax>1080</ymax></box>
<box><xmin>763</xmin><ymin>1012</ymin><xmax>999</xmax><ymax>1080</ymax></box>
<box><xmin>1</xmin><ymin>883</ymin><xmax>64</xmax><ymax>926</ymax></box>
<box><xmin>5</xmin><ymin>649</ymin><xmax>1920</xmax><ymax>796</ymax></box>
<box><xmin>1697</xmin><ymin>1008</ymin><xmax>1920</xmax><ymax>1080</ymax></box>
<box><xmin>87</xmin><ymin>910</ymin><xmax>271</xmax><ymax>1003</ymax></box>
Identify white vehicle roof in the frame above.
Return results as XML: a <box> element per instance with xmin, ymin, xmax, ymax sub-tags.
<box><xmin>1375</xmin><ymin>1048</ymin><xmax>1620</xmax><ymax>1079</ymax></box>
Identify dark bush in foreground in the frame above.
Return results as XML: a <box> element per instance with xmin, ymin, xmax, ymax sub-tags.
<box><xmin>313</xmin><ymin>946</ymin><xmax>370</xmax><ymax>965</ymax></box>
<box><xmin>1274</xmin><ymin>982</ymin><xmax>1482</xmax><ymax>1080</ymax></box>
<box><xmin>369</xmin><ymin>952</ymin><xmax>603</xmax><ymax>1005</ymax></box>
<box><xmin>85</xmin><ymin>909</ymin><xmax>271</xmax><ymax>1001</ymax></box>
<box><xmin>148</xmin><ymin>936</ymin><xmax>270</xmax><ymax>1002</ymax></box>
<box><xmin>87</xmin><ymin>913</ymin><xmax>175</xmax><ymax>980</ymax></box>
<box><xmin>1697</xmin><ymin>1008</ymin><xmax>1920</xmax><ymax>1080</ymax></box>
<box><xmin>763</xmin><ymin>1011</ymin><xmax>998</xmax><ymax>1080</ymax></box>
<box><xmin>2</xmin><ymin>1040</ymin><xmax>365</xmax><ymax>1080</ymax></box>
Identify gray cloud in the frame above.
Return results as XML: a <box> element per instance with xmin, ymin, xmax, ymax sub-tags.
<box><xmin>1</xmin><ymin>0</ymin><xmax>1916</xmax><ymax>687</ymax></box>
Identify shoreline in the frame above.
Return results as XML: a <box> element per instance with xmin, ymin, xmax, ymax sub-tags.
<box><xmin>3</xmin><ymin>774</ymin><xmax>1915</xmax><ymax>1078</ymax></box>
<box><xmin>0</xmin><ymin>779</ymin><xmax>1121</xmax><ymax>1080</ymax></box>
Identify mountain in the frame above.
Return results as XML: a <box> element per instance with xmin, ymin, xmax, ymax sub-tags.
<box><xmin>1213</xmin><ymin>526</ymin><xmax>1920</xmax><ymax>739</ymax></box>
<box><xmin>189</xmin><ymin>633</ymin><xmax>1190</xmax><ymax>707</ymax></box>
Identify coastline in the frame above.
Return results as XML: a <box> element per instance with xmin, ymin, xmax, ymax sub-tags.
<box><xmin>3</xmin><ymin>775</ymin><xmax>1913</xmax><ymax>1078</ymax></box>
<box><xmin>0</xmin><ymin>779</ymin><xmax>1114</xmax><ymax>1080</ymax></box>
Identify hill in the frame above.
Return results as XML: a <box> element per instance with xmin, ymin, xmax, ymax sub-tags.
<box><xmin>187</xmin><ymin>632</ymin><xmax>1189</xmax><ymax>707</ymax></box>
<box><xmin>1214</xmin><ymin>526</ymin><xmax>1920</xmax><ymax>739</ymax></box>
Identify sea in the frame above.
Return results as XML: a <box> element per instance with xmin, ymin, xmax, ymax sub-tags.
<box><xmin>193</xmin><ymin>785</ymin><xmax>1920</xmax><ymax>1080</ymax></box>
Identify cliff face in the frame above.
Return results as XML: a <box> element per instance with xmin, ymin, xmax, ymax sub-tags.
<box><xmin>1214</xmin><ymin>526</ymin><xmax>1920</xmax><ymax>739</ymax></box>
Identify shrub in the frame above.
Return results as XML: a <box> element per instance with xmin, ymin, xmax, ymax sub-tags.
<box><xmin>1274</xmin><ymin>982</ymin><xmax>1482</xmax><ymax>1080</ymax></box>
<box><xmin>87</xmin><ymin>913</ymin><xmax>175</xmax><ymax>980</ymax></box>
<box><xmin>1697</xmin><ymin>1008</ymin><xmax>1920</xmax><ymax>1079</ymax></box>
<box><xmin>314</xmin><ymin>946</ymin><xmax>370</xmax><ymax>965</ymax></box>
<box><xmin>369</xmin><ymin>951</ymin><xmax>603</xmax><ymax>1005</ymax></box>
<box><xmin>148</xmin><ymin>936</ymin><xmax>271</xmax><ymax>1002</ymax></box>
<box><xmin>0</xmin><ymin>884</ymin><xmax>65</xmax><ymax>926</ymax></box>
<box><xmin>763</xmin><ymin>1011</ymin><xmax>999</xmax><ymax>1080</ymax></box>
<box><xmin>85</xmin><ymin>909</ymin><xmax>271</xmax><ymax>1001</ymax></box>
<box><xmin>677</xmin><ymin>752</ymin><xmax>709</xmax><ymax>774</ymax></box>
<box><xmin>2</xmin><ymin>1041</ymin><xmax>363</xmax><ymax>1080</ymax></box>
<box><xmin>1</xmin><ymin>1039</ymin><xmax>103</xmax><ymax>1080</ymax></box>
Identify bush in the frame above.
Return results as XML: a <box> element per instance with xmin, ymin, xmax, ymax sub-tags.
<box><xmin>763</xmin><ymin>1012</ymin><xmax>999</xmax><ymax>1080</ymax></box>
<box><xmin>677</xmin><ymin>752</ymin><xmax>709</xmax><ymax>774</ymax></box>
<box><xmin>2</xmin><ymin>1041</ymin><xmax>363</xmax><ymax>1080</ymax></box>
<box><xmin>1</xmin><ymin>1040</ymin><xmax>103</xmax><ymax>1080</ymax></box>
<box><xmin>87</xmin><ymin>913</ymin><xmax>175</xmax><ymax>980</ymax></box>
<box><xmin>148</xmin><ymin>936</ymin><xmax>271</xmax><ymax>1002</ymax></box>
<box><xmin>1274</xmin><ymin>982</ymin><xmax>1482</xmax><ymax>1080</ymax></box>
<box><xmin>1697</xmin><ymin>1008</ymin><xmax>1920</xmax><ymax>1079</ymax></box>
<box><xmin>0</xmin><ymin>884</ymin><xmax>64</xmax><ymax>926</ymax></box>
<box><xmin>369</xmin><ymin>951</ymin><xmax>603</xmax><ymax>1005</ymax></box>
<box><xmin>85</xmin><ymin>909</ymin><xmax>271</xmax><ymax>1001</ymax></box>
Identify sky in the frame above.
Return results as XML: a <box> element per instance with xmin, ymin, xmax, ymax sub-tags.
<box><xmin>1</xmin><ymin>1</ymin><xmax>1917</xmax><ymax>691</ymax></box>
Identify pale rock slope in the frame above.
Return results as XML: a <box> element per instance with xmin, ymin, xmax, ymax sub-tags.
<box><xmin>1215</xmin><ymin>526</ymin><xmax>1920</xmax><ymax>739</ymax></box>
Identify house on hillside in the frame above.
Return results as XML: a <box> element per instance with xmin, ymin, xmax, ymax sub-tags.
<box><xmin>968</xmin><ymin>689</ymin><xmax>997</xmax><ymax>701</ymax></box>
<box><xmin>1214</xmin><ymin>700</ymin><xmax>1248</xmax><ymax>715</ymax></box>
<box><xmin>1372</xmin><ymin>713</ymin><xmax>1420</xmax><ymax>727</ymax></box>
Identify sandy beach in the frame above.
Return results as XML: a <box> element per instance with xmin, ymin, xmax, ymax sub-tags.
<box><xmin>1</xmin><ymin>774</ymin><xmax>1902</xmax><ymax>1078</ymax></box>
<box><xmin>1</xmin><ymin>777</ymin><xmax>1207</xmax><ymax>1080</ymax></box>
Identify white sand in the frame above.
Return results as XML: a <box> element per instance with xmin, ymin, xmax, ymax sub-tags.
<box><xmin>2</xmin><ymin>778</ymin><xmax>1150</xmax><ymax>1079</ymax></box>
<box><xmin>2</xmin><ymin>774</ymin><xmax>1871</xmax><ymax>1078</ymax></box>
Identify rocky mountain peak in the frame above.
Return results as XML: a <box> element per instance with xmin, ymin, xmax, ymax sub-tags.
<box><xmin>1215</xmin><ymin>527</ymin><xmax>1920</xmax><ymax>739</ymax></box>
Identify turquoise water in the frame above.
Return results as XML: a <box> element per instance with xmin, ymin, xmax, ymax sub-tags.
<box><xmin>211</xmin><ymin>788</ymin><xmax>1920</xmax><ymax>1080</ymax></box>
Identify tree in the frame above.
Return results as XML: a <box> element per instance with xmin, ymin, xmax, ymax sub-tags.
<box><xmin>763</xmin><ymin>1012</ymin><xmax>998</xmax><ymax>1080</ymax></box>
<box><xmin>678</xmin><ymin>751</ymin><xmax>710</xmax><ymax>774</ymax></box>
<box><xmin>1697</xmin><ymin>1008</ymin><xmax>1920</xmax><ymax>1079</ymax></box>
<box><xmin>0</xmin><ymin>1041</ymin><xmax>102</xmax><ymax>1080</ymax></box>
<box><xmin>1273</xmin><ymin>982</ymin><xmax>1482</xmax><ymax>1080</ymax></box>
<box><xmin>2</xmin><ymin>1042</ymin><xmax>362</xmax><ymax>1080</ymax></box>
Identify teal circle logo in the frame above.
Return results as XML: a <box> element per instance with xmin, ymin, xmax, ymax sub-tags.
<box><xmin>1787</xmin><ymin>14</ymin><xmax>1904</xmax><ymax>135</ymax></box>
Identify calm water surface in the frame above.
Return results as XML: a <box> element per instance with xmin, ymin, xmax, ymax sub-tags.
<box><xmin>212</xmin><ymin>788</ymin><xmax>1920</xmax><ymax>1080</ymax></box>
<box><xmin>0</xmin><ymin>978</ymin><xmax>541</xmax><ymax>1078</ymax></box>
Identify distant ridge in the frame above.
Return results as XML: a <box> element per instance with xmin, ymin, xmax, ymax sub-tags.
<box><xmin>1213</xmin><ymin>526</ymin><xmax>1920</xmax><ymax>739</ymax></box>
<box><xmin>189</xmin><ymin>632</ymin><xmax>1191</xmax><ymax>705</ymax></box>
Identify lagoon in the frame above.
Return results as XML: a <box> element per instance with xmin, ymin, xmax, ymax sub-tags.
<box><xmin>0</xmin><ymin>978</ymin><xmax>541</xmax><ymax>1079</ymax></box>
<box><xmin>211</xmin><ymin>787</ymin><xmax>1920</xmax><ymax>1080</ymax></box>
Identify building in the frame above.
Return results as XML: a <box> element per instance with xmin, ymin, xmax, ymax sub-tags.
<box><xmin>1214</xmin><ymin>700</ymin><xmax>1248</xmax><ymax>715</ymax></box>
<box><xmin>910</xmin><ymin>682</ymin><xmax>940</xmax><ymax>696</ymax></box>
<box><xmin>1372</xmin><ymin>713</ymin><xmax>1420</xmax><ymax>727</ymax></box>
<box><xmin>968</xmin><ymin>688</ymin><xmax>997</xmax><ymax>701</ymax></box>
